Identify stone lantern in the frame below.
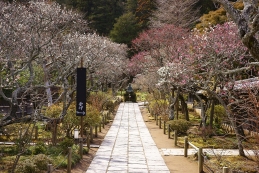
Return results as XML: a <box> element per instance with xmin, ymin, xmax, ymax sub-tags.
<box><xmin>124</xmin><ymin>83</ymin><xmax>136</xmax><ymax>102</ymax></box>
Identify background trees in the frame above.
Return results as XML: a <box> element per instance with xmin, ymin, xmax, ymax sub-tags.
<box><xmin>129</xmin><ymin>18</ymin><xmax>259</xmax><ymax>156</ymax></box>
<box><xmin>0</xmin><ymin>1</ymin><xmax>85</xmax><ymax>126</ymax></box>
<box><xmin>150</xmin><ymin>0</ymin><xmax>201</xmax><ymax>28</ymax></box>
<box><xmin>0</xmin><ymin>0</ymin><xmax>128</xmax><ymax>127</ymax></box>
<box><xmin>56</xmin><ymin>0</ymin><xmax>126</xmax><ymax>36</ymax></box>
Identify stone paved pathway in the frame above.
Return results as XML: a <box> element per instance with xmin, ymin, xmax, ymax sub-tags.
<box><xmin>86</xmin><ymin>102</ymin><xmax>170</xmax><ymax>173</ymax></box>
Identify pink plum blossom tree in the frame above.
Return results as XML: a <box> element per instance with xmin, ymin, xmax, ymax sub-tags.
<box><xmin>213</xmin><ymin>0</ymin><xmax>259</xmax><ymax>60</ymax></box>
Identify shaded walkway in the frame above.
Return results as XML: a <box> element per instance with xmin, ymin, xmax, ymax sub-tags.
<box><xmin>86</xmin><ymin>102</ymin><xmax>170</xmax><ymax>173</ymax></box>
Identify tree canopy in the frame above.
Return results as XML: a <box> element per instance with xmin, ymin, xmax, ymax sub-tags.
<box><xmin>0</xmin><ymin>0</ymin><xmax>128</xmax><ymax>127</ymax></box>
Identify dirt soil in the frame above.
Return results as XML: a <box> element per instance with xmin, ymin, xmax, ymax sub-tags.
<box><xmin>67</xmin><ymin>106</ymin><xmax>198</xmax><ymax>173</ymax></box>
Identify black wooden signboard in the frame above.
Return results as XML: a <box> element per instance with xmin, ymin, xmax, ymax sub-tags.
<box><xmin>76</xmin><ymin>68</ymin><xmax>86</xmax><ymax>116</ymax></box>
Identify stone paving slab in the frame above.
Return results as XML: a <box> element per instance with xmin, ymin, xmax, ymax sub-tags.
<box><xmin>86</xmin><ymin>102</ymin><xmax>170</xmax><ymax>173</ymax></box>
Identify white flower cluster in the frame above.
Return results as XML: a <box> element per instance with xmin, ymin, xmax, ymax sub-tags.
<box><xmin>157</xmin><ymin>66</ymin><xmax>170</xmax><ymax>77</ymax></box>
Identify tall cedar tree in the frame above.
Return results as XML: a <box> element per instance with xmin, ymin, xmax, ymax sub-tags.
<box><xmin>110</xmin><ymin>12</ymin><xmax>141</xmax><ymax>46</ymax></box>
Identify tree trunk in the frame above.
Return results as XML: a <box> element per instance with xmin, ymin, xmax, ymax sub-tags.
<box><xmin>233</xmin><ymin>120</ymin><xmax>246</xmax><ymax>156</ymax></box>
<box><xmin>169</xmin><ymin>102</ymin><xmax>175</xmax><ymax>120</ymax></box>
<box><xmin>112</xmin><ymin>83</ymin><xmax>116</xmax><ymax>96</ymax></box>
<box><xmin>176</xmin><ymin>99</ymin><xmax>179</xmax><ymax>120</ymax></box>
<box><xmin>200</xmin><ymin>104</ymin><xmax>206</xmax><ymax>128</ymax></box>
<box><xmin>209</xmin><ymin>91</ymin><xmax>246</xmax><ymax>157</ymax></box>
<box><xmin>209</xmin><ymin>99</ymin><xmax>215</xmax><ymax>128</ymax></box>
<box><xmin>51</xmin><ymin>120</ymin><xmax>58</xmax><ymax>145</ymax></box>
<box><xmin>43</xmin><ymin>62</ymin><xmax>53</xmax><ymax>107</ymax></box>
<box><xmin>179</xmin><ymin>94</ymin><xmax>189</xmax><ymax>121</ymax></box>
<box><xmin>11</xmin><ymin>154</ymin><xmax>22</xmax><ymax>173</ymax></box>
<box><xmin>169</xmin><ymin>87</ymin><xmax>175</xmax><ymax>120</ymax></box>
<box><xmin>45</xmin><ymin>80</ymin><xmax>52</xmax><ymax>106</ymax></box>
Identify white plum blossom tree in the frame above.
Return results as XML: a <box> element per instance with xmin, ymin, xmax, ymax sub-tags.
<box><xmin>0</xmin><ymin>0</ymin><xmax>128</xmax><ymax>127</ymax></box>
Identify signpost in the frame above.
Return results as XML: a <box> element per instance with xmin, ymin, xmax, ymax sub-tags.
<box><xmin>76</xmin><ymin>68</ymin><xmax>86</xmax><ymax>138</ymax></box>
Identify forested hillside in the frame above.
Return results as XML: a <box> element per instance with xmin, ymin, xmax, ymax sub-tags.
<box><xmin>1</xmin><ymin>0</ymin><xmax>225</xmax><ymax>46</ymax></box>
<box><xmin>53</xmin><ymin>0</ymin><xmax>217</xmax><ymax>44</ymax></box>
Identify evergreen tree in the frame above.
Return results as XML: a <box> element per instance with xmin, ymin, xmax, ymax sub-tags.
<box><xmin>89</xmin><ymin>0</ymin><xmax>125</xmax><ymax>35</ymax></box>
<box><xmin>109</xmin><ymin>12</ymin><xmax>141</xmax><ymax>45</ymax></box>
<box><xmin>126</xmin><ymin>0</ymin><xmax>138</xmax><ymax>13</ymax></box>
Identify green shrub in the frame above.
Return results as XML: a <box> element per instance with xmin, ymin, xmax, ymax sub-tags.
<box><xmin>71</xmin><ymin>152</ymin><xmax>80</xmax><ymax>167</ymax></box>
<box><xmin>52</xmin><ymin>155</ymin><xmax>67</xmax><ymax>168</ymax></box>
<box><xmin>59</xmin><ymin>137</ymin><xmax>74</xmax><ymax>154</ymax></box>
<box><xmin>103</xmin><ymin>100</ymin><xmax>115</xmax><ymax>112</ymax></box>
<box><xmin>46</xmin><ymin>145</ymin><xmax>62</xmax><ymax>155</ymax></box>
<box><xmin>83</xmin><ymin>147</ymin><xmax>89</xmax><ymax>154</ymax></box>
<box><xmin>3</xmin><ymin>146</ymin><xmax>17</xmax><ymax>155</ymax></box>
<box><xmin>71</xmin><ymin>144</ymin><xmax>79</xmax><ymax>156</ymax></box>
<box><xmin>24</xmin><ymin>147</ymin><xmax>33</xmax><ymax>155</ymax></box>
<box><xmin>16</xmin><ymin>159</ymin><xmax>39</xmax><ymax>173</ymax></box>
<box><xmin>167</xmin><ymin>119</ymin><xmax>191</xmax><ymax>134</ymax></box>
<box><xmin>34</xmin><ymin>154</ymin><xmax>52</xmax><ymax>171</ymax></box>
<box><xmin>16</xmin><ymin>154</ymin><xmax>52</xmax><ymax>173</ymax></box>
<box><xmin>206</xmin><ymin>105</ymin><xmax>226</xmax><ymax>126</ymax></box>
<box><xmin>45</xmin><ymin>103</ymin><xmax>62</xmax><ymax>118</ymax></box>
<box><xmin>33</xmin><ymin>142</ymin><xmax>47</xmax><ymax>155</ymax></box>
<box><xmin>52</xmin><ymin>152</ymin><xmax>80</xmax><ymax>168</ymax></box>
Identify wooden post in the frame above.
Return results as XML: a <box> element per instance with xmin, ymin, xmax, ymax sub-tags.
<box><xmin>156</xmin><ymin>115</ymin><xmax>158</xmax><ymax>125</ymax></box>
<box><xmin>79</xmin><ymin>140</ymin><xmax>83</xmax><ymax>159</ymax></box>
<box><xmin>81</xmin><ymin>116</ymin><xmax>83</xmax><ymax>139</ymax></box>
<box><xmin>95</xmin><ymin>125</ymin><xmax>98</xmax><ymax>137</ymax></box>
<box><xmin>47</xmin><ymin>164</ymin><xmax>53</xmax><ymax>173</ymax></box>
<box><xmin>223</xmin><ymin>167</ymin><xmax>229</xmax><ymax>173</ymax></box>
<box><xmin>163</xmin><ymin>121</ymin><xmax>166</xmax><ymax>134</ymax></box>
<box><xmin>174</xmin><ymin>130</ymin><xmax>177</xmax><ymax>146</ymax></box>
<box><xmin>87</xmin><ymin>132</ymin><xmax>90</xmax><ymax>148</ymax></box>
<box><xmin>106</xmin><ymin>113</ymin><xmax>109</xmax><ymax>123</ymax></box>
<box><xmin>104</xmin><ymin>113</ymin><xmax>107</xmax><ymax>124</ymax></box>
<box><xmin>67</xmin><ymin>147</ymin><xmax>72</xmax><ymax>173</ymax></box>
<box><xmin>159</xmin><ymin>117</ymin><xmax>162</xmax><ymax>129</ymax></box>
<box><xmin>99</xmin><ymin>123</ymin><xmax>102</xmax><ymax>132</ymax></box>
<box><xmin>102</xmin><ymin>116</ymin><xmax>105</xmax><ymax>128</ymax></box>
<box><xmin>35</xmin><ymin>126</ymin><xmax>38</xmax><ymax>140</ymax></box>
<box><xmin>198</xmin><ymin>148</ymin><xmax>203</xmax><ymax>173</ymax></box>
<box><xmin>168</xmin><ymin>124</ymin><xmax>171</xmax><ymax>139</ymax></box>
<box><xmin>19</xmin><ymin>127</ymin><xmax>22</xmax><ymax>138</ymax></box>
<box><xmin>90</xmin><ymin>126</ymin><xmax>93</xmax><ymax>143</ymax></box>
<box><xmin>184</xmin><ymin>136</ymin><xmax>188</xmax><ymax>157</ymax></box>
<box><xmin>79</xmin><ymin>58</ymin><xmax>84</xmax><ymax>143</ymax></box>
